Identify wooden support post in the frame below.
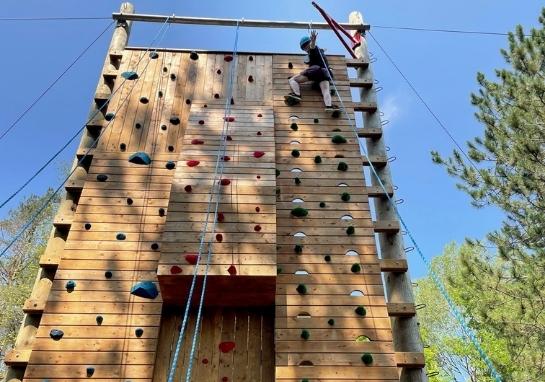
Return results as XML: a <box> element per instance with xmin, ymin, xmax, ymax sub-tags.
<box><xmin>350</xmin><ymin>11</ymin><xmax>428</xmax><ymax>381</ymax></box>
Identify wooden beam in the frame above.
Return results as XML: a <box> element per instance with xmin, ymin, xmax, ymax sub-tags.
<box><xmin>4</xmin><ymin>349</ymin><xmax>31</xmax><ymax>366</ymax></box>
<box><xmin>353</xmin><ymin>102</ymin><xmax>378</xmax><ymax>113</ymax></box>
<box><xmin>387</xmin><ymin>303</ymin><xmax>416</xmax><ymax>317</ymax></box>
<box><xmin>357</xmin><ymin>127</ymin><xmax>382</xmax><ymax>139</ymax></box>
<box><xmin>373</xmin><ymin>220</ymin><xmax>401</xmax><ymax>234</ymax></box>
<box><xmin>380</xmin><ymin>259</ymin><xmax>408</xmax><ymax>273</ymax></box>
<box><xmin>395</xmin><ymin>352</ymin><xmax>426</xmax><ymax>368</ymax></box>
<box><xmin>112</xmin><ymin>12</ymin><xmax>370</xmax><ymax>31</ymax></box>
<box><xmin>366</xmin><ymin>185</ymin><xmax>393</xmax><ymax>197</ymax></box>
<box><xmin>346</xmin><ymin>58</ymin><xmax>369</xmax><ymax>69</ymax></box>
<box><xmin>362</xmin><ymin>155</ymin><xmax>388</xmax><ymax>167</ymax></box>
<box><xmin>349</xmin><ymin>78</ymin><xmax>373</xmax><ymax>88</ymax></box>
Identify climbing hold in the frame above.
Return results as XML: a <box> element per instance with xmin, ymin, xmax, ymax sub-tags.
<box><xmin>135</xmin><ymin>328</ymin><xmax>144</xmax><ymax>338</ymax></box>
<box><xmin>332</xmin><ymin>128</ymin><xmax>341</xmax><ymax>132</ymax></box>
<box><xmin>222</xmin><ymin>377</ymin><xmax>229</xmax><ymax>382</ymax></box>
<box><xmin>296</xmin><ymin>284</ymin><xmax>307</xmax><ymax>294</ymax></box>
<box><xmin>314</xmin><ymin>118</ymin><xmax>319</xmax><ymax>124</ymax></box>
<box><xmin>96</xmin><ymin>315</ymin><xmax>103</xmax><ymax>325</ymax></box>
<box><xmin>253</xmin><ymin>151</ymin><xmax>265</xmax><ymax>158</ymax></box>
<box><xmin>294</xmin><ymin>245</ymin><xmax>303</xmax><ymax>254</ymax></box>
<box><xmin>161</xmin><ymin>125</ymin><xmax>167</xmax><ymax>131</ymax></box>
<box><xmin>203</xmin><ymin>104</ymin><xmax>208</xmax><ymax>108</ymax></box>
<box><xmin>220</xmin><ymin>179</ymin><xmax>231</xmax><ymax>186</ymax></box>
<box><xmin>294</xmin><ymin>177</ymin><xmax>301</xmax><ymax>185</ymax></box>
<box><xmin>128</xmin><ymin>152</ymin><xmax>152</xmax><ymax>165</ymax></box>
<box><xmin>149</xmin><ymin>52</ymin><xmax>159</xmax><ymax>59</ymax></box>
<box><xmin>170</xmin><ymin>73</ymin><xmax>176</xmax><ymax>81</ymax></box>
<box><xmin>135</xmin><ymin>123</ymin><xmax>142</xmax><ymax>129</ymax></box>
<box><xmin>324</xmin><ymin>255</ymin><xmax>331</xmax><ymax>262</ymax></box>
<box><xmin>335</xmin><ymin>154</ymin><xmax>344</xmax><ymax>158</ymax></box>
<box><xmin>341</xmin><ymin>192</ymin><xmax>351</xmax><ymax>202</ymax></box>
<box><xmin>337</xmin><ymin>162</ymin><xmax>348</xmax><ymax>171</ymax></box>
<box><xmin>224</xmin><ymin>116</ymin><xmax>235</xmax><ymax>122</ymax></box>
<box><xmin>168</xmin><ymin>145</ymin><xmax>175</xmax><ymax>152</ymax></box>
<box><xmin>249</xmin><ymin>56</ymin><xmax>254</xmax><ymax>61</ymax></box>
<box><xmin>216</xmin><ymin>233</ymin><xmax>223</xmax><ymax>242</ymax></box>
<box><xmin>120</xmin><ymin>143</ymin><xmax>126</xmax><ymax>151</ymax></box>
<box><xmin>290</xmin><ymin>123</ymin><xmax>298</xmax><ymax>131</ymax></box>
<box><xmin>84</xmin><ymin>223</ymin><xmax>92</xmax><ymax>230</ymax></box>
<box><xmin>198</xmin><ymin>120</ymin><xmax>205</xmax><ymax>125</ymax></box>
<box><xmin>184</xmin><ymin>185</ymin><xmax>193</xmax><ymax>193</ymax></box>
<box><xmin>319</xmin><ymin>202</ymin><xmax>326</xmax><ymax>208</ymax></box>
<box><xmin>126</xmin><ymin>197</ymin><xmax>133</xmax><ymax>205</ymax></box>
<box><xmin>230</xmin><ymin>97</ymin><xmax>235</xmax><ymax>105</ymax></box>
<box><xmin>216</xmin><ymin>69</ymin><xmax>222</xmax><ymax>75</ymax></box>
<box><xmin>355</xmin><ymin>306</ymin><xmax>367</xmax><ymax>316</ymax></box>
<box><xmin>214</xmin><ymin>93</ymin><xmax>220</xmax><ymax>99</ymax></box>
<box><xmin>165</xmin><ymin>161</ymin><xmax>176</xmax><ymax>170</ymax></box>
<box><xmin>219</xmin><ymin>341</ymin><xmax>236</xmax><ymax>353</ymax></box>
<box><xmin>225</xmin><ymin>134</ymin><xmax>232</xmax><ymax>140</ymax></box>
<box><xmin>227</xmin><ymin>265</ymin><xmax>237</xmax><ymax>276</ymax></box>
<box><xmin>221</xmin><ymin>156</ymin><xmax>230</xmax><ymax>162</ymax></box>
<box><xmin>170</xmin><ymin>265</ymin><xmax>182</xmax><ymax>274</ymax></box>
<box><xmin>314</xmin><ymin>155</ymin><xmax>322</xmax><ymax>164</ymax></box>
<box><xmin>291</xmin><ymin>207</ymin><xmax>308</xmax><ymax>217</ymax></box>
<box><xmin>328</xmin><ymin>318</ymin><xmax>335</xmax><ymax>326</ymax></box>
<box><xmin>257</xmin><ymin>131</ymin><xmax>262</xmax><ymax>136</ymax></box>
<box><xmin>248</xmin><ymin>75</ymin><xmax>254</xmax><ymax>82</ymax></box>
<box><xmin>291</xmin><ymin>149</ymin><xmax>300</xmax><ymax>158</ymax></box>
<box><xmin>277</xmin><ymin>267</ymin><xmax>282</xmax><ymax>274</ymax></box>
<box><xmin>288</xmin><ymin>62</ymin><xmax>293</xmax><ymax>69</ymax></box>
<box><xmin>191</xmin><ymin>139</ymin><xmax>204</xmax><ymax>145</ymax></box>
<box><xmin>96</xmin><ymin>174</ymin><xmax>108</xmax><ymax>182</ymax></box>
<box><xmin>158</xmin><ymin>91</ymin><xmax>164</xmax><ymax>98</ymax></box>
<box><xmin>104</xmin><ymin>271</ymin><xmax>113</xmax><ymax>279</ymax></box>
<box><xmin>158</xmin><ymin>208</ymin><xmax>165</xmax><ymax>217</ymax></box>
<box><xmin>185</xmin><ymin>254</ymin><xmax>198</xmax><ymax>265</ymax></box>
<box><xmin>190</xmin><ymin>51</ymin><xmax>199</xmax><ymax>60</ymax></box>
<box><xmin>351</xmin><ymin>263</ymin><xmax>361</xmax><ymax>273</ymax></box>
<box><xmin>130</xmin><ymin>281</ymin><xmax>159</xmax><ymax>299</ymax></box>
<box><xmin>202</xmin><ymin>358</ymin><xmax>209</xmax><ymax>364</ymax></box>
<box><xmin>186</xmin><ymin>99</ymin><xmax>191</xmax><ymax>105</ymax></box>
<box><xmin>86</xmin><ymin>367</ymin><xmax>95</xmax><ymax>377</ymax></box>
<box><xmin>170</xmin><ymin>116</ymin><xmax>180</xmax><ymax>125</ymax></box>
<box><xmin>330</xmin><ymin>89</ymin><xmax>336</xmax><ymax>96</ymax></box>
<box><xmin>254</xmin><ymin>225</ymin><xmax>261</xmax><ymax>232</ymax></box>
<box><xmin>105</xmin><ymin>112</ymin><xmax>116</xmax><ymax>121</ymax></box>
<box><xmin>257</xmin><ymin>113</ymin><xmax>262</xmax><ymax>117</ymax></box>
<box><xmin>151</xmin><ymin>243</ymin><xmax>159</xmax><ymax>250</ymax></box>
<box><xmin>49</xmin><ymin>329</ymin><xmax>64</xmax><ymax>341</ymax></box>
<box><xmin>140</xmin><ymin>96</ymin><xmax>149</xmax><ymax>104</ymax></box>
<box><xmin>255</xmin><ymin>206</ymin><xmax>261</xmax><ymax>213</ymax></box>
<box><xmin>186</xmin><ymin>160</ymin><xmax>200</xmax><ymax>167</ymax></box>
<box><xmin>116</xmin><ymin>232</ymin><xmax>126</xmax><ymax>241</ymax></box>
<box><xmin>214</xmin><ymin>212</ymin><xmax>224</xmax><ymax>223</ymax></box>
<box><xmin>346</xmin><ymin>226</ymin><xmax>355</xmax><ymax>236</ymax></box>
<box><xmin>224</xmin><ymin>54</ymin><xmax>233</xmax><ymax>62</ymax></box>
<box><xmin>300</xmin><ymin>329</ymin><xmax>310</xmax><ymax>340</ymax></box>
<box><xmin>332</xmin><ymin>135</ymin><xmax>347</xmax><ymax>144</ymax></box>
<box><xmin>361</xmin><ymin>353</ymin><xmax>373</xmax><ymax>365</ymax></box>
<box><xmin>121</xmin><ymin>71</ymin><xmax>139</xmax><ymax>80</ymax></box>
<box><xmin>64</xmin><ymin>280</ymin><xmax>76</xmax><ymax>292</ymax></box>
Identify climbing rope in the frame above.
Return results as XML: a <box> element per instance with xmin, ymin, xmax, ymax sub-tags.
<box><xmin>0</xmin><ymin>17</ymin><xmax>172</xmax><ymax>261</ymax></box>
<box><xmin>166</xmin><ymin>20</ymin><xmax>242</xmax><ymax>382</ymax></box>
<box><xmin>316</xmin><ymin>47</ymin><xmax>503</xmax><ymax>382</ymax></box>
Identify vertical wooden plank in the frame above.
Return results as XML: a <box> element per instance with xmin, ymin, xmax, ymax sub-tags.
<box><xmin>212</xmin><ymin>54</ymin><xmax>224</xmax><ymax>99</ymax></box>
<box><xmin>168</xmin><ymin>52</ymin><xmax>189</xmax><ymax>152</ymax></box>
<box><xmin>138</xmin><ymin>49</ymin><xmax>164</xmax><ymax>152</ymax></box>
<box><xmin>247</xmin><ymin>310</ymin><xmax>262</xmax><ymax>382</ymax></box>
<box><xmin>209</xmin><ymin>308</ymin><xmax>224</xmax><ymax>382</ymax></box>
<box><xmin>245</xmin><ymin>54</ymin><xmax>257</xmax><ymax>101</ymax></box>
<box><xmin>235</xmin><ymin>54</ymin><xmax>247</xmax><ymax>101</ymax></box>
<box><xmin>232</xmin><ymin>310</ymin><xmax>249</xmax><ymax>381</ymax></box>
<box><xmin>218</xmin><ymin>309</ymin><xmax>236</xmax><ymax>381</ymax></box>
<box><xmin>262</xmin><ymin>310</ymin><xmax>275</xmax><ymax>382</ymax></box>
<box><xmin>264</xmin><ymin>55</ymin><xmax>273</xmax><ymax>103</ymax></box>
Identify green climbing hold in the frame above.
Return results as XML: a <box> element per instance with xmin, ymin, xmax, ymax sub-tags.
<box><xmin>319</xmin><ymin>202</ymin><xmax>326</xmax><ymax>208</ymax></box>
<box><xmin>351</xmin><ymin>263</ymin><xmax>361</xmax><ymax>273</ymax></box>
<box><xmin>104</xmin><ymin>112</ymin><xmax>116</xmax><ymax>121</ymax></box>
<box><xmin>130</xmin><ymin>281</ymin><xmax>159</xmax><ymax>299</ymax></box>
<box><xmin>290</xmin><ymin>122</ymin><xmax>298</xmax><ymax>131</ymax></box>
<box><xmin>116</xmin><ymin>232</ymin><xmax>126</xmax><ymax>241</ymax></box>
<box><xmin>341</xmin><ymin>192</ymin><xmax>351</xmax><ymax>202</ymax></box>
<box><xmin>291</xmin><ymin>207</ymin><xmax>308</xmax><ymax>217</ymax></box>
<box><xmin>294</xmin><ymin>244</ymin><xmax>303</xmax><ymax>254</ymax></box>
<box><xmin>135</xmin><ymin>328</ymin><xmax>144</xmax><ymax>338</ymax></box>
<box><xmin>324</xmin><ymin>255</ymin><xmax>331</xmax><ymax>262</ymax></box>
<box><xmin>355</xmin><ymin>305</ymin><xmax>367</xmax><ymax>316</ymax></box>
<box><xmin>361</xmin><ymin>353</ymin><xmax>373</xmax><ymax>365</ymax></box>
<box><xmin>294</xmin><ymin>177</ymin><xmax>301</xmax><ymax>185</ymax></box>
<box><xmin>86</xmin><ymin>367</ymin><xmax>95</xmax><ymax>377</ymax></box>
<box><xmin>314</xmin><ymin>155</ymin><xmax>322</xmax><ymax>164</ymax></box>
<box><xmin>300</xmin><ymin>329</ymin><xmax>310</xmax><ymax>340</ymax></box>
<box><xmin>65</xmin><ymin>280</ymin><xmax>76</xmax><ymax>291</ymax></box>
<box><xmin>332</xmin><ymin>128</ymin><xmax>341</xmax><ymax>132</ymax></box>
<box><xmin>277</xmin><ymin>267</ymin><xmax>282</xmax><ymax>274</ymax></box>
<box><xmin>129</xmin><ymin>152</ymin><xmax>152</xmax><ymax>165</ymax></box>
<box><xmin>121</xmin><ymin>71</ymin><xmax>139</xmax><ymax>80</ymax></box>
<box><xmin>296</xmin><ymin>284</ymin><xmax>307</xmax><ymax>294</ymax></box>
<box><xmin>346</xmin><ymin>226</ymin><xmax>355</xmax><ymax>235</ymax></box>
<box><xmin>149</xmin><ymin>52</ymin><xmax>159</xmax><ymax>59</ymax></box>
<box><xmin>104</xmin><ymin>271</ymin><xmax>113</xmax><ymax>279</ymax></box>
<box><xmin>49</xmin><ymin>329</ymin><xmax>64</xmax><ymax>341</ymax></box>
<box><xmin>276</xmin><ymin>169</ymin><xmax>280</xmax><ymax>177</ymax></box>
<box><xmin>331</xmin><ymin>135</ymin><xmax>347</xmax><ymax>144</ymax></box>
<box><xmin>313</xmin><ymin>118</ymin><xmax>319</xmax><ymax>124</ymax></box>
<box><xmin>337</xmin><ymin>162</ymin><xmax>348</xmax><ymax>171</ymax></box>
<box><xmin>327</xmin><ymin>318</ymin><xmax>335</xmax><ymax>326</ymax></box>
<box><xmin>291</xmin><ymin>149</ymin><xmax>300</xmax><ymax>158</ymax></box>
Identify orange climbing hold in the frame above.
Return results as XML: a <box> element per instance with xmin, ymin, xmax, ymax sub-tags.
<box><xmin>191</xmin><ymin>139</ymin><xmax>204</xmax><ymax>145</ymax></box>
<box><xmin>254</xmin><ymin>225</ymin><xmax>261</xmax><ymax>232</ymax></box>
<box><xmin>187</xmin><ymin>160</ymin><xmax>200</xmax><ymax>167</ymax></box>
<box><xmin>228</xmin><ymin>264</ymin><xmax>237</xmax><ymax>275</ymax></box>
<box><xmin>170</xmin><ymin>265</ymin><xmax>182</xmax><ymax>274</ymax></box>
<box><xmin>224</xmin><ymin>116</ymin><xmax>235</xmax><ymax>122</ymax></box>
<box><xmin>253</xmin><ymin>151</ymin><xmax>265</xmax><ymax>158</ymax></box>
<box><xmin>216</xmin><ymin>233</ymin><xmax>223</xmax><ymax>242</ymax></box>
<box><xmin>220</xmin><ymin>179</ymin><xmax>231</xmax><ymax>186</ymax></box>
<box><xmin>217</xmin><ymin>212</ymin><xmax>225</xmax><ymax>222</ymax></box>
<box><xmin>202</xmin><ymin>358</ymin><xmax>209</xmax><ymax>364</ymax></box>
<box><xmin>224</xmin><ymin>54</ymin><xmax>233</xmax><ymax>62</ymax></box>
<box><xmin>185</xmin><ymin>254</ymin><xmax>198</xmax><ymax>265</ymax></box>
<box><xmin>184</xmin><ymin>185</ymin><xmax>192</xmax><ymax>193</ymax></box>
<box><xmin>219</xmin><ymin>341</ymin><xmax>236</xmax><ymax>353</ymax></box>
<box><xmin>255</xmin><ymin>206</ymin><xmax>260</xmax><ymax>212</ymax></box>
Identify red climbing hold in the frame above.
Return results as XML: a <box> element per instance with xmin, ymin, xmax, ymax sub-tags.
<box><xmin>202</xmin><ymin>358</ymin><xmax>209</xmax><ymax>364</ymax></box>
<box><xmin>224</xmin><ymin>54</ymin><xmax>233</xmax><ymax>62</ymax></box>
<box><xmin>216</xmin><ymin>233</ymin><xmax>223</xmax><ymax>242</ymax></box>
<box><xmin>170</xmin><ymin>265</ymin><xmax>182</xmax><ymax>274</ymax></box>
<box><xmin>257</xmin><ymin>113</ymin><xmax>262</xmax><ymax>117</ymax></box>
<box><xmin>222</xmin><ymin>377</ymin><xmax>229</xmax><ymax>382</ymax></box>
<box><xmin>257</xmin><ymin>131</ymin><xmax>262</xmax><ymax>136</ymax></box>
<box><xmin>184</xmin><ymin>185</ymin><xmax>192</xmax><ymax>193</ymax></box>
<box><xmin>256</xmin><ymin>175</ymin><xmax>261</xmax><ymax>179</ymax></box>
<box><xmin>224</xmin><ymin>116</ymin><xmax>235</xmax><ymax>122</ymax></box>
<box><xmin>221</xmin><ymin>156</ymin><xmax>231</xmax><ymax>162</ymax></box>
<box><xmin>198</xmin><ymin>120</ymin><xmax>205</xmax><ymax>125</ymax></box>
<box><xmin>227</xmin><ymin>265</ymin><xmax>237</xmax><ymax>276</ymax></box>
<box><xmin>191</xmin><ymin>139</ymin><xmax>204</xmax><ymax>145</ymax></box>
<box><xmin>226</xmin><ymin>135</ymin><xmax>232</xmax><ymax>141</ymax></box>
<box><xmin>217</xmin><ymin>212</ymin><xmax>225</xmax><ymax>222</ymax></box>
<box><xmin>220</xmin><ymin>179</ymin><xmax>231</xmax><ymax>186</ymax></box>
<box><xmin>255</xmin><ymin>206</ymin><xmax>260</xmax><ymax>212</ymax></box>
<box><xmin>187</xmin><ymin>160</ymin><xmax>200</xmax><ymax>167</ymax></box>
<box><xmin>185</xmin><ymin>254</ymin><xmax>198</xmax><ymax>265</ymax></box>
<box><xmin>254</xmin><ymin>225</ymin><xmax>262</xmax><ymax>232</ymax></box>
<box><xmin>253</xmin><ymin>151</ymin><xmax>265</xmax><ymax>158</ymax></box>
<box><xmin>219</xmin><ymin>341</ymin><xmax>236</xmax><ymax>353</ymax></box>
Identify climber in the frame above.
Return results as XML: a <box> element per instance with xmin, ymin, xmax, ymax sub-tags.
<box><xmin>285</xmin><ymin>30</ymin><xmax>339</xmax><ymax>112</ymax></box>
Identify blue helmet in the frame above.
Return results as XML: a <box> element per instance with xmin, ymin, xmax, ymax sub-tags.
<box><xmin>300</xmin><ymin>36</ymin><xmax>311</xmax><ymax>50</ymax></box>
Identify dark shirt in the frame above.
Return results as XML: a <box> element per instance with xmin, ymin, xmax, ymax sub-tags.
<box><xmin>308</xmin><ymin>46</ymin><xmax>329</xmax><ymax>69</ymax></box>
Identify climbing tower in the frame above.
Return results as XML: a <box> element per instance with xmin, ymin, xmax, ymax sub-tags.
<box><xmin>3</xmin><ymin>4</ymin><xmax>427</xmax><ymax>382</ymax></box>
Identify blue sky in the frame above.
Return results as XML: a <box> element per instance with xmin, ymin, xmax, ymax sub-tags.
<box><xmin>1</xmin><ymin>1</ymin><xmax>543</xmax><ymax>278</ymax></box>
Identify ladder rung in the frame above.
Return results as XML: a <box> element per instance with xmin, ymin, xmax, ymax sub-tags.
<box><xmin>353</xmin><ymin>102</ymin><xmax>378</xmax><ymax>113</ymax></box>
<box><xmin>362</xmin><ymin>155</ymin><xmax>387</xmax><ymax>167</ymax></box>
<box><xmin>23</xmin><ymin>298</ymin><xmax>45</xmax><ymax>314</ymax></box>
<box><xmin>4</xmin><ymin>349</ymin><xmax>31</xmax><ymax>366</ymax></box>
<box><xmin>366</xmin><ymin>185</ymin><xmax>393</xmax><ymax>197</ymax></box>
<box><xmin>346</xmin><ymin>58</ymin><xmax>369</xmax><ymax>69</ymax></box>
<box><xmin>395</xmin><ymin>352</ymin><xmax>425</xmax><ymax>368</ymax></box>
<box><xmin>373</xmin><ymin>220</ymin><xmax>400</xmax><ymax>234</ymax></box>
<box><xmin>380</xmin><ymin>259</ymin><xmax>408</xmax><ymax>273</ymax></box>
<box><xmin>357</xmin><ymin>128</ymin><xmax>382</xmax><ymax>139</ymax></box>
<box><xmin>387</xmin><ymin>302</ymin><xmax>416</xmax><ymax>317</ymax></box>
<box><xmin>349</xmin><ymin>78</ymin><xmax>373</xmax><ymax>88</ymax></box>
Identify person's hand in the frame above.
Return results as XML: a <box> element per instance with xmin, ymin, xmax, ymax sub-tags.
<box><xmin>310</xmin><ymin>29</ymin><xmax>318</xmax><ymax>42</ymax></box>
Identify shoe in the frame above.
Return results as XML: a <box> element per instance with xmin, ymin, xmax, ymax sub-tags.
<box><xmin>287</xmin><ymin>92</ymin><xmax>302</xmax><ymax>101</ymax></box>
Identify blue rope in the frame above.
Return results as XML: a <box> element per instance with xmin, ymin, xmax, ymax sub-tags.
<box><xmin>0</xmin><ymin>17</ymin><xmax>172</xmax><ymax>260</ymax></box>
<box><xmin>165</xmin><ymin>21</ymin><xmax>241</xmax><ymax>382</ymax></box>
<box><xmin>317</xmin><ymin>47</ymin><xmax>503</xmax><ymax>382</ymax></box>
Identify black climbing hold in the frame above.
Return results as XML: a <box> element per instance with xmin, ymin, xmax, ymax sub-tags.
<box><xmin>276</xmin><ymin>169</ymin><xmax>280</xmax><ymax>177</ymax></box>
<box><xmin>230</xmin><ymin>97</ymin><xmax>235</xmax><ymax>105</ymax></box>
<box><xmin>96</xmin><ymin>174</ymin><xmax>109</xmax><ymax>182</ymax></box>
<box><xmin>337</xmin><ymin>162</ymin><xmax>348</xmax><ymax>171</ymax></box>
<box><xmin>324</xmin><ymin>255</ymin><xmax>331</xmax><ymax>262</ymax></box>
<box><xmin>128</xmin><ymin>152</ymin><xmax>152</xmax><ymax>165</ymax></box>
<box><xmin>84</xmin><ymin>223</ymin><xmax>92</xmax><ymax>230</ymax></box>
<box><xmin>277</xmin><ymin>267</ymin><xmax>282</xmax><ymax>274</ymax></box>
<box><xmin>170</xmin><ymin>73</ymin><xmax>176</xmax><ymax>80</ymax></box>
<box><xmin>332</xmin><ymin>135</ymin><xmax>347</xmax><ymax>144</ymax></box>
<box><xmin>214</xmin><ymin>93</ymin><xmax>220</xmax><ymax>99</ymax></box>
<box><xmin>341</xmin><ymin>192</ymin><xmax>351</xmax><ymax>202</ymax></box>
<box><xmin>294</xmin><ymin>245</ymin><xmax>303</xmax><ymax>254</ymax></box>
<box><xmin>294</xmin><ymin>177</ymin><xmax>301</xmax><ymax>185</ymax></box>
<box><xmin>130</xmin><ymin>281</ymin><xmax>159</xmax><ymax>299</ymax></box>
<box><xmin>96</xmin><ymin>315</ymin><xmax>103</xmax><ymax>325</ymax></box>
<box><xmin>351</xmin><ymin>263</ymin><xmax>361</xmax><ymax>273</ymax></box>
<box><xmin>190</xmin><ymin>51</ymin><xmax>199</xmax><ymax>60</ymax></box>
<box><xmin>158</xmin><ymin>90</ymin><xmax>163</xmax><ymax>98</ymax></box>
<box><xmin>346</xmin><ymin>226</ymin><xmax>355</xmax><ymax>236</ymax></box>
<box><xmin>170</xmin><ymin>116</ymin><xmax>180</xmax><ymax>125</ymax></box>
<box><xmin>334</xmin><ymin>154</ymin><xmax>344</xmax><ymax>158</ymax></box>
<box><xmin>120</xmin><ymin>143</ymin><xmax>126</xmax><ymax>151</ymax></box>
<box><xmin>116</xmin><ymin>232</ymin><xmax>126</xmax><ymax>241</ymax></box>
<box><xmin>149</xmin><ymin>52</ymin><xmax>159</xmax><ymax>59</ymax></box>
<box><xmin>288</xmin><ymin>62</ymin><xmax>293</xmax><ymax>69</ymax></box>
<box><xmin>300</xmin><ymin>329</ymin><xmax>310</xmax><ymax>340</ymax></box>
<box><xmin>248</xmin><ymin>75</ymin><xmax>254</xmax><ymax>82</ymax></box>
<box><xmin>126</xmin><ymin>198</ymin><xmax>133</xmax><ymax>205</ymax></box>
<box><xmin>186</xmin><ymin>99</ymin><xmax>191</xmax><ymax>105</ymax></box>
<box><xmin>296</xmin><ymin>284</ymin><xmax>307</xmax><ymax>294</ymax></box>
<box><xmin>140</xmin><ymin>96</ymin><xmax>149</xmax><ymax>104</ymax></box>
<box><xmin>319</xmin><ymin>202</ymin><xmax>326</xmax><ymax>208</ymax></box>
<box><xmin>163</xmin><ymin>67</ymin><xmax>168</xmax><ymax>73</ymax></box>
<box><xmin>217</xmin><ymin>69</ymin><xmax>222</xmax><ymax>75</ymax></box>
<box><xmin>65</xmin><ymin>280</ymin><xmax>76</xmax><ymax>291</ymax></box>
<box><xmin>290</xmin><ymin>123</ymin><xmax>298</xmax><ymax>131</ymax></box>
<box><xmin>165</xmin><ymin>161</ymin><xmax>176</xmax><ymax>170</ymax></box>
<box><xmin>332</xmin><ymin>128</ymin><xmax>341</xmax><ymax>132</ymax></box>
<box><xmin>361</xmin><ymin>353</ymin><xmax>373</xmax><ymax>365</ymax></box>
<box><xmin>328</xmin><ymin>318</ymin><xmax>335</xmax><ymax>326</ymax></box>
<box><xmin>249</xmin><ymin>55</ymin><xmax>254</xmax><ymax>61</ymax></box>
<box><xmin>135</xmin><ymin>123</ymin><xmax>142</xmax><ymax>129</ymax></box>
<box><xmin>49</xmin><ymin>329</ymin><xmax>64</xmax><ymax>341</ymax></box>
<box><xmin>291</xmin><ymin>149</ymin><xmax>300</xmax><ymax>158</ymax></box>
<box><xmin>291</xmin><ymin>207</ymin><xmax>308</xmax><ymax>217</ymax></box>
<box><xmin>104</xmin><ymin>112</ymin><xmax>116</xmax><ymax>122</ymax></box>
<box><xmin>161</xmin><ymin>124</ymin><xmax>167</xmax><ymax>131</ymax></box>
<box><xmin>330</xmin><ymin>89</ymin><xmax>336</xmax><ymax>96</ymax></box>
<box><xmin>314</xmin><ymin>155</ymin><xmax>322</xmax><ymax>164</ymax></box>
<box><xmin>105</xmin><ymin>271</ymin><xmax>113</xmax><ymax>279</ymax></box>
<box><xmin>313</xmin><ymin>118</ymin><xmax>319</xmax><ymax>124</ymax></box>
<box><xmin>355</xmin><ymin>305</ymin><xmax>367</xmax><ymax>316</ymax></box>
<box><xmin>121</xmin><ymin>71</ymin><xmax>139</xmax><ymax>80</ymax></box>
<box><xmin>151</xmin><ymin>243</ymin><xmax>159</xmax><ymax>250</ymax></box>
<box><xmin>135</xmin><ymin>328</ymin><xmax>144</xmax><ymax>338</ymax></box>
<box><xmin>158</xmin><ymin>208</ymin><xmax>165</xmax><ymax>217</ymax></box>
<box><xmin>86</xmin><ymin>367</ymin><xmax>95</xmax><ymax>377</ymax></box>
<box><xmin>168</xmin><ymin>145</ymin><xmax>174</xmax><ymax>152</ymax></box>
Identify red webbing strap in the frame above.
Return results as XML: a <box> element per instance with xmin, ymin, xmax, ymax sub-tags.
<box><xmin>311</xmin><ymin>1</ymin><xmax>359</xmax><ymax>58</ymax></box>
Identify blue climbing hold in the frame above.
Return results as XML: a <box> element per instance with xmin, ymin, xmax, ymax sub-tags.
<box><xmin>165</xmin><ymin>161</ymin><xmax>176</xmax><ymax>170</ymax></box>
<box><xmin>128</xmin><ymin>152</ymin><xmax>152</xmax><ymax>165</ymax></box>
<box><xmin>121</xmin><ymin>71</ymin><xmax>139</xmax><ymax>80</ymax></box>
<box><xmin>149</xmin><ymin>52</ymin><xmax>159</xmax><ymax>59</ymax></box>
<box><xmin>49</xmin><ymin>329</ymin><xmax>64</xmax><ymax>341</ymax></box>
<box><xmin>65</xmin><ymin>280</ymin><xmax>76</xmax><ymax>291</ymax></box>
<box><xmin>86</xmin><ymin>366</ymin><xmax>95</xmax><ymax>377</ymax></box>
<box><xmin>104</xmin><ymin>112</ymin><xmax>116</xmax><ymax>121</ymax></box>
<box><xmin>130</xmin><ymin>281</ymin><xmax>159</xmax><ymax>299</ymax></box>
<box><xmin>135</xmin><ymin>328</ymin><xmax>144</xmax><ymax>337</ymax></box>
<box><xmin>116</xmin><ymin>232</ymin><xmax>126</xmax><ymax>241</ymax></box>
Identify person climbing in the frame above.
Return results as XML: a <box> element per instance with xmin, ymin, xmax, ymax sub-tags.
<box><xmin>285</xmin><ymin>30</ymin><xmax>339</xmax><ymax>112</ymax></box>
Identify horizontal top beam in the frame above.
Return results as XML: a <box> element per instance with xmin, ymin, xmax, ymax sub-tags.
<box><xmin>112</xmin><ymin>12</ymin><xmax>370</xmax><ymax>31</ymax></box>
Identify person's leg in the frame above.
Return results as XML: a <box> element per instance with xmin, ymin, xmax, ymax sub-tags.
<box><xmin>319</xmin><ymin>80</ymin><xmax>332</xmax><ymax>107</ymax></box>
<box><xmin>288</xmin><ymin>73</ymin><xmax>309</xmax><ymax>97</ymax></box>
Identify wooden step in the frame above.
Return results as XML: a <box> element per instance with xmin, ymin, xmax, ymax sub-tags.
<box><xmin>353</xmin><ymin>102</ymin><xmax>378</xmax><ymax>113</ymax></box>
<box><xmin>346</xmin><ymin>58</ymin><xmax>369</xmax><ymax>69</ymax></box>
<box><xmin>366</xmin><ymin>185</ymin><xmax>394</xmax><ymax>198</ymax></box>
<box><xmin>395</xmin><ymin>351</ymin><xmax>425</xmax><ymax>368</ymax></box>
<box><xmin>4</xmin><ymin>349</ymin><xmax>31</xmax><ymax>366</ymax></box>
<box><xmin>362</xmin><ymin>155</ymin><xmax>388</xmax><ymax>167</ymax></box>
<box><xmin>357</xmin><ymin>127</ymin><xmax>382</xmax><ymax>138</ymax></box>
<box><xmin>380</xmin><ymin>259</ymin><xmax>408</xmax><ymax>273</ymax></box>
<box><xmin>387</xmin><ymin>302</ymin><xmax>416</xmax><ymax>317</ymax></box>
<box><xmin>373</xmin><ymin>220</ymin><xmax>400</xmax><ymax>234</ymax></box>
<box><xmin>349</xmin><ymin>78</ymin><xmax>373</xmax><ymax>88</ymax></box>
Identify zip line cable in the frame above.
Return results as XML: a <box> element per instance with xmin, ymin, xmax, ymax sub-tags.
<box><xmin>0</xmin><ymin>20</ymin><xmax>115</xmax><ymax>144</ymax></box>
<box><xmin>0</xmin><ymin>17</ymin><xmax>111</xmax><ymax>21</ymax></box>
<box><xmin>317</xmin><ymin>47</ymin><xmax>503</xmax><ymax>382</ymax></box>
<box><xmin>0</xmin><ymin>17</ymin><xmax>172</xmax><ymax>262</ymax></box>
<box><xmin>166</xmin><ymin>21</ymin><xmax>241</xmax><ymax>382</ymax></box>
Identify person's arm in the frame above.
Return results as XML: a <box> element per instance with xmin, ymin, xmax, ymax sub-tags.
<box><xmin>309</xmin><ymin>30</ymin><xmax>317</xmax><ymax>49</ymax></box>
